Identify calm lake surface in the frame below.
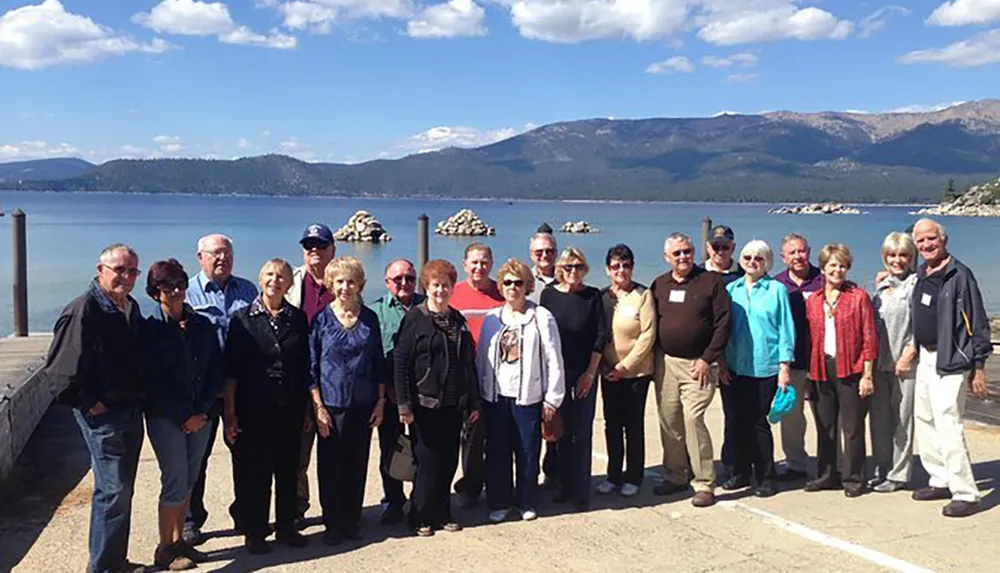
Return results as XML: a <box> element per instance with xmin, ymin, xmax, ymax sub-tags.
<box><xmin>2</xmin><ymin>191</ymin><xmax>999</xmax><ymax>334</ymax></box>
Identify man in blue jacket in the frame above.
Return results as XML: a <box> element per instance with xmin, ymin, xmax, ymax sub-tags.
<box><xmin>45</xmin><ymin>244</ymin><xmax>147</xmax><ymax>573</ymax></box>
<box><xmin>902</xmin><ymin>218</ymin><xmax>990</xmax><ymax>518</ymax></box>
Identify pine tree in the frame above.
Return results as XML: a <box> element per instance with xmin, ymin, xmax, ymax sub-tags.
<box><xmin>943</xmin><ymin>178</ymin><xmax>959</xmax><ymax>203</ymax></box>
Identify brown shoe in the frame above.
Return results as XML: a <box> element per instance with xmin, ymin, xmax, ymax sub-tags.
<box><xmin>154</xmin><ymin>544</ymin><xmax>195</xmax><ymax>571</ymax></box>
<box><xmin>911</xmin><ymin>486</ymin><xmax>951</xmax><ymax>501</ymax></box>
<box><xmin>942</xmin><ymin>500</ymin><xmax>979</xmax><ymax>518</ymax></box>
<box><xmin>691</xmin><ymin>491</ymin><xmax>716</xmax><ymax>508</ymax></box>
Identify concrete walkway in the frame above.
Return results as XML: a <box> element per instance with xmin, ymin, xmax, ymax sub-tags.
<box><xmin>3</xmin><ymin>367</ymin><xmax>999</xmax><ymax>573</ymax></box>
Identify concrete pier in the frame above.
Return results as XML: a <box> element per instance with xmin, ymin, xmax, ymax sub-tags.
<box><xmin>0</xmin><ymin>335</ymin><xmax>52</xmax><ymax>481</ymax></box>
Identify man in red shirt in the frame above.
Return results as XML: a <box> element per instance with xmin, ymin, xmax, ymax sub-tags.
<box><xmin>450</xmin><ymin>243</ymin><xmax>503</xmax><ymax>506</ymax></box>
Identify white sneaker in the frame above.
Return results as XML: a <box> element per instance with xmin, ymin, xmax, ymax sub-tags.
<box><xmin>489</xmin><ymin>509</ymin><xmax>510</xmax><ymax>523</ymax></box>
<box><xmin>520</xmin><ymin>508</ymin><xmax>537</xmax><ymax>521</ymax></box>
<box><xmin>620</xmin><ymin>483</ymin><xmax>640</xmax><ymax>497</ymax></box>
<box><xmin>595</xmin><ymin>479</ymin><xmax>617</xmax><ymax>495</ymax></box>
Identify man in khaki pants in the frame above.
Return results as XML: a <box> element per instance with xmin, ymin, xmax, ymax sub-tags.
<box><xmin>650</xmin><ymin>232</ymin><xmax>732</xmax><ymax>507</ymax></box>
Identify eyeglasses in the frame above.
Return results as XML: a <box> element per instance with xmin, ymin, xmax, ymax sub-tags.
<box><xmin>158</xmin><ymin>280</ymin><xmax>187</xmax><ymax>293</ymax></box>
<box><xmin>502</xmin><ymin>279</ymin><xmax>525</xmax><ymax>287</ymax></box>
<box><xmin>532</xmin><ymin>248</ymin><xmax>555</xmax><ymax>256</ymax></box>
<box><xmin>669</xmin><ymin>248</ymin><xmax>693</xmax><ymax>258</ymax></box>
<box><xmin>302</xmin><ymin>240</ymin><xmax>331</xmax><ymax>251</ymax></box>
<box><xmin>561</xmin><ymin>264</ymin><xmax>585</xmax><ymax>272</ymax></box>
<box><xmin>199</xmin><ymin>248</ymin><xmax>230</xmax><ymax>260</ymax></box>
<box><xmin>107</xmin><ymin>265</ymin><xmax>142</xmax><ymax>277</ymax></box>
<box><xmin>609</xmin><ymin>262</ymin><xmax>633</xmax><ymax>271</ymax></box>
<box><xmin>742</xmin><ymin>255</ymin><xmax>765</xmax><ymax>263</ymax></box>
<box><xmin>711</xmin><ymin>243</ymin><xmax>732</xmax><ymax>252</ymax></box>
<box><xmin>390</xmin><ymin>275</ymin><xmax>416</xmax><ymax>285</ymax></box>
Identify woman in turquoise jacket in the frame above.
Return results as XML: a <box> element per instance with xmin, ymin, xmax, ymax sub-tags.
<box><xmin>720</xmin><ymin>240</ymin><xmax>795</xmax><ymax>498</ymax></box>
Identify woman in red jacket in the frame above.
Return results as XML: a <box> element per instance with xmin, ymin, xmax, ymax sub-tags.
<box><xmin>804</xmin><ymin>244</ymin><xmax>877</xmax><ymax>498</ymax></box>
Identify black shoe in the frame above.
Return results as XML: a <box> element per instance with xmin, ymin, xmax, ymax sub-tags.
<box><xmin>380</xmin><ymin>504</ymin><xmax>405</xmax><ymax>525</ymax></box>
<box><xmin>721</xmin><ymin>475</ymin><xmax>752</xmax><ymax>491</ymax></box>
<box><xmin>942</xmin><ymin>500</ymin><xmax>979</xmax><ymax>518</ymax></box>
<box><xmin>844</xmin><ymin>483</ymin><xmax>865</xmax><ymax>498</ymax></box>
<box><xmin>775</xmin><ymin>469</ymin><xmax>808</xmax><ymax>483</ymax></box>
<box><xmin>276</xmin><ymin>530</ymin><xmax>308</xmax><ymax>547</ymax></box>
<box><xmin>804</xmin><ymin>477</ymin><xmax>842</xmax><ymax>492</ymax></box>
<box><xmin>652</xmin><ymin>481</ymin><xmax>689</xmax><ymax>496</ymax></box>
<box><xmin>912</xmin><ymin>486</ymin><xmax>951</xmax><ymax>501</ymax></box>
<box><xmin>754</xmin><ymin>481</ymin><xmax>777</xmax><ymax>498</ymax></box>
<box><xmin>245</xmin><ymin>537</ymin><xmax>271</xmax><ymax>555</ymax></box>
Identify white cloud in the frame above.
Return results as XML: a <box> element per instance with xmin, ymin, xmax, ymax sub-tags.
<box><xmin>271</xmin><ymin>0</ymin><xmax>415</xmax><ymax>32</ymax></box>
<box><xmin>899</xmin><ymin>29</ymin><xmax>1000</xmax><ymax>67</ymax></box>
<box><xmin>700</xmin><ymin>51</ymin><xmax>757</xmax><ymax>67</ymax></box>
<box><xmin>725</xmin><ymin>71</ymin><xmax>757</xmax><ymax>82</ymax></box>
<box><xmin>927</xmin><ymin>0</ymin><xmax>1000</xmax><ymax>27</ymax></box>
<box><xmin>152</xmin><ymin>134</ymin><xmax>186</xmax><ymax>154</ymax></box>
<box><xmin>391</xmin><ymin>123</ymin><xmax>536</xmax><ymax>154</ymax></box>
<box><xmin>696</xmin><ymin>5</ymin><xmax>853</xmax><ymax>45</ymax></box>
<box><xmin>0</xmin><ymin>140</ymin><xmax>81</xmax><ymax>161</ymax></box>
<box><xmin>858</xmin><ymin>5</ymin><xmax>910</xmax><ymax>38</ymax></box>
<box><xmin>645</xmin><ymin>56</ymin><xmax>695</xmax><ymax>74</ymax></box>
<box><xmin>277</xmin><ymin>138</ymin><xmax>317</xmax><ymax>160</ymax></box>
<box><xmin>279</xmin><ymin>1</ymin><xmax>338</xmax><ymax>32</ymax></box>
<box><xmin>0</xmin><ymin>0</ymin><xmax>173</xmax><ymax>70</ymax></box>
<box><xmin>134</xmin><ymin>0</ymin><xmax>298</xmax><ymax>49</ymax></box>
<box><xmin>508</xmin><ymin>0</ymin><xmax>689</xmax><ymax>43</ymax></box>
<box><xmin>237</xmin><ymin>138</ymin><xmax>256</xmax><ymax>150</ymax></box>
<box><xmin>407</xmin><ymin>0</ymin><xmax>487</xmax><ymax>38</ymax></box>
<box><xmin>884</xmin><ymin>101</ymin><xmax>967</xmax><ymax>113</ymax></box>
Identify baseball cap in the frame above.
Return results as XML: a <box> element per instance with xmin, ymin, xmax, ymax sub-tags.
<box><xmin>300</xmin><ymin>223</ymin><xmax>334</xmax><ymax>245</ymax></box>
<box><xmin>710</xmin><ymin>225</ymin><xmax>735</xmax><ymax>243</ymax></box>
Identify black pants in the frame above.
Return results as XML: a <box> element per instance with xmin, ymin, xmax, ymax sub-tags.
<box><xmin>810</xmin><ymin>362</ymin><xmax>869</xmax><ymax>486</ymax></box>
<box><xmin>186</xmin><ymin>402</ymin><xmax>223</xmax><ymax>530</ymax></box>
<box><xmin>233</xmin><ymin>404</ymin><xmax>303</xmax><ymax>539</ymax></box>
<box><xmin>557</xmin><ymin>382</ymin><xmax>597</xmax><ymax>507</ymax></box>
<box><xmin>730</xmin><ymin>375</ymin><xmax>778</xmax><ymax>484</ymax></box>
<box><xmin>720</xmin><ymin>382</ymin><xmax>738</xmax><ymax>468</ymax></box>
<box><xmin>316</xmin><ymin>406</ymin><xmax>373</xmax><ymax>534</ymax></box>
<box><xmin>378</xmin><ymin>401</ymin><xmax>407</xmax><ymax>507</ymax></box>
<box><xmin>410</xmin><ymin>406</ymin><xmax>462</xmax><ymax>528</ymax></box>
<box><xmin>456</xmin><ymin>415</ymin><xmax>485</xmax><ymax>499</ymax></box>
<box><xmin>601</xmin><ymin>376</ymin><xmax>651</xmax><ymax>486</ymax></box>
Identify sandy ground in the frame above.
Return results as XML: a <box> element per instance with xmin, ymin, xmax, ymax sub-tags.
<box><xmin>4</xmin><ymin>384</ymin><xmax>1000</xmax><ymax>573</ymax></box>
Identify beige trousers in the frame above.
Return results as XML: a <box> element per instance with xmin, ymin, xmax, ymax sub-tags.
<box><xmin>778</xmin><ymin>369</ymin><xmax>810</xmax><ymax>472</ymax></box>
<box><xmin>653</xmin><ymin>351</ymin><xmax>717</xmax><ymax>493</ymax></box>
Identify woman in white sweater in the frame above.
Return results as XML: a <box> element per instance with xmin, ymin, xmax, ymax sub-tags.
<box><xmin>477</xmin><ymin>258</ymin><xmax>565</xmax><ymax>524</ymax></box>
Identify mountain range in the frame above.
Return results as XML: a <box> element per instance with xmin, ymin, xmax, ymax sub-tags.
<box><xmin>4</xmin><ymin>100</ymin><xmax>1000</xmax><ymax>203</ymax></box>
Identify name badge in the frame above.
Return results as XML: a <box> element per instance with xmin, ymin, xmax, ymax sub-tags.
<box><xmin>669</xmin><ymin>289</ymin><xmax>686</xmax><ymax>303</ymax></box>
<box><xmin>921</xmin><ymin>293</ymin><xmax>932</xmax><ymax>307</ymax></box>
<box><xmin>802</xmin><ymin>291</ymin><xmax>814</xmax><ymax>301</ymax></box>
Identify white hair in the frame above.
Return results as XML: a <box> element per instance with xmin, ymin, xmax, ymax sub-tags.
<box><xmin>663</xmin><ymin>232</ymin><xmax>693</xmax><ymax>252</ymax></box>
<box><xmin>197</xmin><ymin>234</ymin><xmax>234</xmax><ymax>253</ymax></box>
<box><xmin>740</xmin><ymin>239</ymin><xmax>774</xmax><ymax>274</ymax></box>
<box><xmin>912</xmin><ymin>218</ymin><xmax>948</xmax><ymax>242</ymax></box>
<box><xmin>99</xmin><ymin>243</ymin><xmax>138</xmax><ymax>264</ymax></box>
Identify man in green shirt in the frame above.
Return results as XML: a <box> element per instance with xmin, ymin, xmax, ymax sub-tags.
<box><xmin>369</xmin><ymin>258</ymin><xmax>425</xmax><ymax>524</ymax></box>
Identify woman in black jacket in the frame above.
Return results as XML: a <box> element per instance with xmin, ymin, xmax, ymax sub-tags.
<box><xmin>394</xmin><ymin>259</ymin><xmax>481</xmax><ymax>537</ymax></box>
<box><xmin>223</xmin><ymin>258</ymin><xmax>311</xmax><ymax>555</ymax></box>
<box><xmin>143</xmin><ymin>259</ymin><xmax>223</xmax><ymax>571</ymax></box>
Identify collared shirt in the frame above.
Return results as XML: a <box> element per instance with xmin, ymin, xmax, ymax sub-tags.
<box><xmin>528</xmin><ymin>270</ymin><xmax>556</xmax><ymax>303</ymax></box>
<box><xmin>774</xmin><ymin>265</ymin><xmax>825</xmax><ymax>370</ymax></box>
<box><xmin>309</xmin><ymin>305</ymin><xmax>386</xmax><ymax>408</ymax></box>
<box><xmin>724</xmin><ymin>275</ymin><xmax>795</xmax><ymax>378</ymax></box>
<box><xmin>706</xmin><ymin>258</ymin><xmax>746</xmax><ymax>286</ymax></box>
<box><xmin>301</xmin><ymin>272</ymin><xmax>335</xmax><ymax>326</ymax></box>
<box><xmin>185</xmin><ymin>271</ymin><xmax>258</xmax><ymax>349</ymax></box>
<box><xmin>370</xmin><ymin>292</ymin><xmax>427</xmax><ymax>358</ymax></box>
<box><xmin>805</xmin><ymin>283</ymin><xmax>878</xmax><ymax>381</ymax></box>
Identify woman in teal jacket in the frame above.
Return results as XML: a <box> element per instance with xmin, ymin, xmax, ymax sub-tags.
<box><xmin>720</xmin><ymin>240</ymin><xmax>795</xmax><ymax>498</ymax></box>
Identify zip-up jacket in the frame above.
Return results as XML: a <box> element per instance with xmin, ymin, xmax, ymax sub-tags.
<box><xmin>394</xmin><ymin>303</ymin><xmax>481</xmax><ymax>415</ymax></box>
<box><xmin>913</xmin><ymin>257</ymin><xmax>992</xmax><ymax>374</ymax></box>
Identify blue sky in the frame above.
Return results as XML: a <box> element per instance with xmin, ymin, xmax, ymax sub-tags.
<box><xmin>1</xmin><ymin>0</ymin><xmax>999</xmax><ymax>164</ymax></box>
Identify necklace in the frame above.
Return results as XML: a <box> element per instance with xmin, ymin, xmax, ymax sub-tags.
<box><xmin>823</xmin><ymin>290</ymin><xmax>839</xmax><ymax>318</ymax></box>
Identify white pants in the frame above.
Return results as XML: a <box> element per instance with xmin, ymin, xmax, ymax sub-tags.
<box><xmin>914</xmin><ymin>348</ymin><xmax>979</xmax><ymax>502</ymax></box>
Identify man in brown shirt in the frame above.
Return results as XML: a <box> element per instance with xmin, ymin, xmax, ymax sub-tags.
<box><xmin>650</xmin><ymin>232</ymin><xmax>731</xmax><ymax>507</ymax></box>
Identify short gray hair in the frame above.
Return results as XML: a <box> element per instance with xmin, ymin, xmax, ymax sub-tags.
<box><xmin>530</xmin><ymin>232</ymin><xmax>557</xmax><ymax>248</ymax></box>
<box><xmin>99</xmin><ymin>243</ymin><xmax>138</xmax><ymax>264</ymax></box>
<box><xmin>663</xmin><ymin>232</ymin><xmax>692</xmax><ymax>252</ymax></box>
<box><xmin>384</xmin><ymin>258</ymin><xmax>415</xmax><ymax>275</ymax></box>
<box><xmin>740</xmin><ymin>240</ymin><xmax>774</xmax><ymax>274</ymax></box>
<box><xmin>912</xmin><ymin>218</ymin><xmax>948</xmax><ymax>242</ymax></box>
<box><xmin>780</xmin><ymin>233</ymin><xmax>809</xmax><ymax>250</ymax></box>
<box><xmin>197</xmin><ymin>234</ymin><xmax>233</xmax><ymax>253</ymax></box>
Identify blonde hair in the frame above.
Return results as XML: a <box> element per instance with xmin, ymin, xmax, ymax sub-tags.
<box><xmin>555</xmin><ymin>247</ymin><xmax>589</xmax><ymax>283</ymax></box>
<box><xmin>258</xmin><ymin>258</ymin><xmax>293</xmax><ymax>284</ymax></box>
<box><xmin>496</xmin><ymin>258</ymin><xmax>536</xmax><ymax>295</ymax></box>
<box><xmin>881</xmin><ymin>232</ymin><xmax>917</xmax><ymax>272</ymax></box>
<box><xmin>740</xmin><ymin>240</ymin><xmax>774</xmax><ymax>274</ymax></box>
<box><xmin>324</xmin><ymin>256</ymin><xmax>366</xmax><ymax>293</ymax></box>
<box><xmin>818</xmin><ymin>243</ymin><xmax>853</xmax><ymax>270</ymax></box>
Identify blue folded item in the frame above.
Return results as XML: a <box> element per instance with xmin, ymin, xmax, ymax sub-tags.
<box><xmin>768</xmin><ymin>385</ymin><xmax>797</xmax><ymax>425</ymax></box>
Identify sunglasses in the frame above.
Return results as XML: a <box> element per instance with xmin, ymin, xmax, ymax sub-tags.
<box><xmin>108</xmin><ymin>265</ymin><xmax>142</xmax><ymax>277</ymax></box>
<box><xmin>609</xmin><ymin>262</ymin><xmax>633</xmax><ymax>271</ymax></box>
<box><xmin>561</xmin><ymin>263</ymin><xmax>586</xmax><ymax>272</ymax></box>
<box><xmin>670</xmin><ymin>248</ymin><xmax>693</xmax><ymax>258</ymax></box>
<box><xmin>711</xmin><ymin>243</ymin><xmax>732</xmax><ymax>252</ymax></box>
<box><xmin>742</xmin><ymin>255</ymin><xmax>765</xmax><ymax>263</ymax></box>
<box><xmin>532</xmin><ymin>248</ymin><xmax>555</xmax><ymax>256</ymax></box>
<box><xmin>390</xmin><ymin>275</ymin><xmax>416</xmax><ymax>285</ymax></box>
<box><xmin>502</xmin><ymin>279</ymin><xmax>525</xmax><ymax>288</ymax></box>
<box><xmin>158</xmin><ymin>280</ymin><xmax>188</xmax><ymax>293</ymax></box>
<box><xmin>302</xmin><ymin>240</ymin><xmax>331</xmax><ymax>251</ymax></box>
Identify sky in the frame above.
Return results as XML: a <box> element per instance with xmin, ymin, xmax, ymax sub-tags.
<box><xmin>1</xmin><ymin>0</ymin><xmax>999</xmax><ymax>164</ymax></box>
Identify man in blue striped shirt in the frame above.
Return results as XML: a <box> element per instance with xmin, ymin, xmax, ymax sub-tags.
<box><xmin>184</xmin><ymin>233</ymin><xmax>258</xmax><ymax>545</ymax></box>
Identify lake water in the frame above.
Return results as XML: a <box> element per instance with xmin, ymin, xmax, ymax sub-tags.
<box><xmin>2</xmin><ymin>191</ymin><xmax>999</xmax><ymax>335</ymax></box>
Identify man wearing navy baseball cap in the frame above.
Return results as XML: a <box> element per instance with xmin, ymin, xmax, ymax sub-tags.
<box><xmin>286</xmin><ymin>223</ymin><xmax>337</xmax><ymax>527</ymax></box>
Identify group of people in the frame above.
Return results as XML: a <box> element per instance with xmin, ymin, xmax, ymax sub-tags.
<box><xmin>43</xmin><ymin>217</ymin><xmax>991</xmax><ymax>573</ymax></box>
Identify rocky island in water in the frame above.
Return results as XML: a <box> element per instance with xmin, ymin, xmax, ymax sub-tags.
<box><xmin>913</xmin><ymin>177</ymin><xmax>1000</xmax><ymax>217</ymax></box>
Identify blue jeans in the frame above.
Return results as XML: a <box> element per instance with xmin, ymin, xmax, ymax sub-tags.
<box><xmin>73</xmin><ymin>405</ymin><xmax>144</xmax><ymax>573</ymax></box>
<box><xmin>558</xmin><ymin>386</ymin><xmax>597</xmax><ymax>507</ymax></box>
<box><xmin>485</xmin><ymin>397</ymin><xmax>542</xmax><ymax>511</ymax></box>
<box><xmin>146</xmin><ymin>416</ymin><xmax>214</xmax><ymax>506</ymax></box>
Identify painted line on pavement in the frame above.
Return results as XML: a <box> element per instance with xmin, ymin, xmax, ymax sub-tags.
<box><xmin>589</xmin><ymin>450</ymin><xmax>940</xmax><ymax>573</ymax></box>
